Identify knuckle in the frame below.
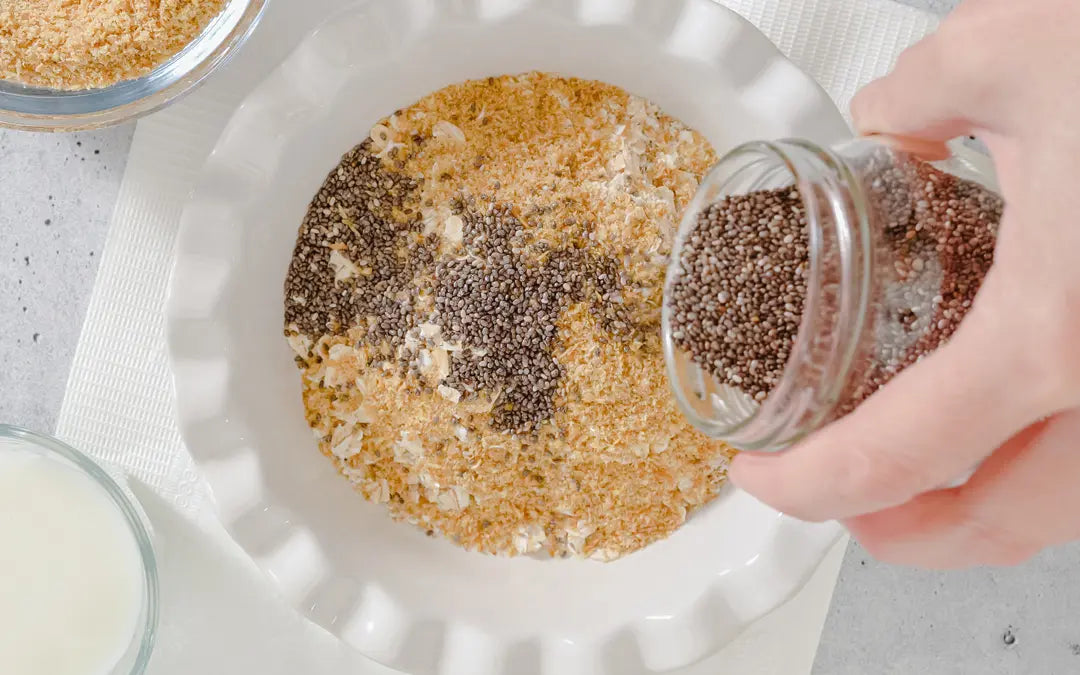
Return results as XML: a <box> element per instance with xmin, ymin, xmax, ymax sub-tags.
<box><xmin>928</xmin><ymin>26</ymin><xmax>999</xmax><ymax>105</ymax></box>
<box><xmin>998</xmin><ymin>284</ymin><xmax>1080</xmax><ymax>407</ymax></box>
<box><xmin>1036</xmin><ymin>297</ymin><xmax>1080</xmax><ymax>404</ymax></box>
<box><xmin>855</xmin><ymin>531</ymin><xmax>896</xmax><ymax>562</ymax></box>
<box><xmin>835</xmin><ymin>445</ymin><xmax>935</xmax><ymax>510</ymax></box>
<box><xmin>892</xmin><ymin>38</ymin><xmax>935</xmax><ymax>73</ymax></box>
<box><xmin>966</xmin><ymin>514</ymin><xmax>1042</xmax><ymax>566</ymax></box>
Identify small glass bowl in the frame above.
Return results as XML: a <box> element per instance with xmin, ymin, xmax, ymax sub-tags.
<box><xmin>0</xmin><ymin>0</ymin><xmax>267</xmax><ymax>131</ymax></box>
<box><xmin>0</xmin><ymin>424</ymin><xmax>158</xmax><ymax>674</ymax></box>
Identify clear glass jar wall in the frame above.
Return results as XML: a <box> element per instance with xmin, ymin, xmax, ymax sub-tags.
<box><xmin>662</xmin><ymin>137</ymin><xmax>1002</xmax><ymax>451</ymax></box>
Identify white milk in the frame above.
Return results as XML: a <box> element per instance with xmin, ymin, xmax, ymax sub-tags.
<box><xmin>0</xmin><ymin>446</ymin><xmax>144</xmax><ymax>675</ymax></box>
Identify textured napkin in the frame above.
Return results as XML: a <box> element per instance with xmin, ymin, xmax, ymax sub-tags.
<box><xmin>56</xmin><ymin>1</ymin><xmax>938</xmax><ymax>673</ymax></box>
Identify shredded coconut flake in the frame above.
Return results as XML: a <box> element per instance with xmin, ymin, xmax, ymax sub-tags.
<box><xmin>443</xmin><ymin>215</ymin><xmax>464</xmax><ymax>245</ymax></box>
<box><xmin>514</xmin><ymin>523</ymin><xmax>547</xmax><ymax>554</ymax></box>
<box><xmin>433</xmin><ymin>120</ymin><xmax>466</xmax><ymax>144</ymax></box>
<box><xmin>328</xmin><ymin>249</ymin><xmax>360</xmax><ymax>282</ymax></box>
<box><xmin>419</xmin><ymin>323</ymin><xmax>442</xmax><ymax>339</ymax></box>
<box><xmin>437</xmin><ymin>384</ymin><xmax>462</xmax><ymax>403</ymax></box>
<box><xmin>393</xmin><ymin>436</ymin><xmax>424</xmax><ymax>466</ymax></box>
<box><xmin>286</xmin><ymin>332</ymin><xmax>313</xmax><ymax>359</ymax></box>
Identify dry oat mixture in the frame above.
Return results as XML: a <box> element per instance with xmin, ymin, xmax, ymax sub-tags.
<box><xmin>0</xmin><ymin>0</ymin><xmax>226</xmax><ymax>89</ymax></box>
<box><xmin>284</xmin><ymin>72</ymin><xmax>734</xmax><ymax>560</ymax></box>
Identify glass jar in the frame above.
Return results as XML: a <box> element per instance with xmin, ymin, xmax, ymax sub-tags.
<box><xmin>662</xmin><ymin>137</ymin><xmax>1002</xmax><ymax>451</ymax></box>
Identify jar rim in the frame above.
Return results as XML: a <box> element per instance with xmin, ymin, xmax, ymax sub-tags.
<box><xmin>662</xmin><ymin>138</ymin><xmax>874</xmax><ymax>450</ymax></box>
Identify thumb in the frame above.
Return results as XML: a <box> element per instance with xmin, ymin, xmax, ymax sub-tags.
<box><xmin>729</xmin><ymin>292</ymin><xmax>1049</xmax><ymax>522</ymax></box>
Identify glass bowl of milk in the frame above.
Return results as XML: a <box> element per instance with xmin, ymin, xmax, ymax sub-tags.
<box><xmin>0</xmin><ymin>424</ymin><xmax>158</xmax><ymax>675</ymax></box>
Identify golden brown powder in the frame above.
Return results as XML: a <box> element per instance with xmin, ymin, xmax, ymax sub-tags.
<box><xmin>288</xmin><ymin>73</ymin><xmax>731</xmax><ymax>560</ymax></box>
<box><xmin>0</xmin><ymin>0</ymin><xmax>227</xmax><ymax>90</ymax></box>
<box><xmin>379</xmin><ymin>74</ymin><xmax>714</xmax><ymax>332</ymax></box>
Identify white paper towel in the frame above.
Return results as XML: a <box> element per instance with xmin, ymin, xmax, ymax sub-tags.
<box><xmin>55</xmin><ymin>1</ymin><xmax>938</xmax><ymax>673</ymax></box>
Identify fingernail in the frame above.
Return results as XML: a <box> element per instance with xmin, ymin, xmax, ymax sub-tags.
<box><xmin>732</xmin><ymin>450</ymin><xmax>775</xmax><ymax>465</ymax></box>
<box><xmin>862</xmin><ymin>133</ymin><xmax>951</xmax><ymax>161</ymax></box>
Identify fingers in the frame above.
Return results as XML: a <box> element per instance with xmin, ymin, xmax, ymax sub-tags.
<box><xmin>845</xmin><ymin>408</ymin><xmax>1080</xmax><ymax>568</ymax></box>
<box><xmin>730</xmin><ymin>305</ymin><xmax>1048</xmax><ymax>522</ymax></box>
<box><xmin>852</xmin><ymin>38</ymin><xmax>975</xmax><ymax>141</ymax></box>
<box><xmin>862</xmin><ymin>134</ymin><xmax>953</xmax><ymax>162</ymax></box>
<box><xmin>851</xmin><ymin>5</ymin><xmax>1006</xmax><ymax>142</ymax></box>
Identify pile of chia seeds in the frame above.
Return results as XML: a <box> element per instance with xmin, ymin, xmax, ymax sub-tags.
<box><xmin>669</xmin><ymin>188</ymin><xmax>808</xmax><ymax>401</ymax></box>
<box><xmin>284</xmin><ymin>140</ymin><xmax>433</xmax><ymax>345</ymax></box>
<box><xmin>435</xmin><ymin>204</ymin><xmax>580</xmax><ymax>432</ymax></box>
<box><xmin>435</xmin><ymin>202</ymin><xmax>636</xmax><ymax>432</ymax></box>
<box><xmin>669</xmin><ymin>155</ymin><xmax>1002</xmax><ymax>414</ymax></box>
<box><xmin>285</xmin><ymin>144</ymin><xmax>637</xmax><ymax>434</ymax></box>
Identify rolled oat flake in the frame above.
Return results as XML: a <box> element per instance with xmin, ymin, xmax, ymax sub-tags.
<box><xmin>664</xmin><ymin>137</ymin><xmax>1004</xmax><ymax>450</ymax></box>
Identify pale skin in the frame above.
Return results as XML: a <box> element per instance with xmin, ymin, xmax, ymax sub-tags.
<box><xmin>730</xmin><ymin>0</ymin><xmax>1080</xmax><ymax>568</ymax></box>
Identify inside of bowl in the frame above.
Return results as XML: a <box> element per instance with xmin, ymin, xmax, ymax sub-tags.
<box><xmin>171</xmin><ymin>1</ymin><xmax>850</xmax><ymax>672</ymax></box>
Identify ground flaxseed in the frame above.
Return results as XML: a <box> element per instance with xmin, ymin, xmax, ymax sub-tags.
<box><xmin>284</xmin><ymin>72</ymin><xmax>730</xmax><ymax>560</ymax></box>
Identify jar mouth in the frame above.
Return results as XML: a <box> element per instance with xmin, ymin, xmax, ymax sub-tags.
<box><xmin>663</xmin><ymin>139</ymin><xmax>872</xmax><ymax>450</ymax></box>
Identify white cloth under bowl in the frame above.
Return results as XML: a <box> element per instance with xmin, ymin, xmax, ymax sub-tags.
<box><xmin>56</xmin><ymin>1</ymin><xmax>938</xmax><ymax>673</ymax></box>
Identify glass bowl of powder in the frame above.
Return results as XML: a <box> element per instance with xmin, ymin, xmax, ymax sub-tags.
<box><xmin>0</xmin><ymin>0</ymin><xmax>266</xmax><ymax>131</ymax></box>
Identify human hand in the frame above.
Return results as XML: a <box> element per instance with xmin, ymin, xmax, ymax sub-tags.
<box><xmin>729</xmin><ymin>0</ymin><xmax>1080</xmax><ymax>568</ymax></box>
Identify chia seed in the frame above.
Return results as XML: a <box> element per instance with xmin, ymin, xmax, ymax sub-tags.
<box><xmin>284</xmin><ymin>140</ymin><xmax>433</xmax><ymax>346</ymax></box>
<box><xmin>435</xmin><ymin>202</ymin><xmax>631</xmax><ymax>433</ymax></box>
<box><xmin>838</xmin><ymin>156</ymin><xmax>1001</xmax><ymax>415</ymax></box>
<box><xmin>669</xmin><ymin>188</ymin><xmax>808</xmax><ymax>400</ymax></box>
<box><xmin>286</xmin><ymin>146</ymin><xmax>636</xmax><ymax>434</ymax></box>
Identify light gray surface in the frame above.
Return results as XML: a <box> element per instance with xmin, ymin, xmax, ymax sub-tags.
<box><xmin>0</xmin><ymin>124</ymin><xmax>134</xmax><ymax>434</ymax></box>
<box><xmin>2</xmin><ymin>1</ymin><xmax>1080</xmax><ymax>674</ymax></box>
<box><xmin>817</xmin><ymin>545</ymin><xmax>1080</xmax><ymax>674</ymax></box>
<box><xmin>905</xmin><ymin>0</ymin><xmax>959</xmax><ymax>12</ymax></box>
<box><xmin>817</xmin><ymin>2</ymin><xmax>1080</xmax><ymax>672</ymax></box>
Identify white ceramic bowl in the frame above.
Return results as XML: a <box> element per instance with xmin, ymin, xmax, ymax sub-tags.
<box><xmin>167</xmin><ymin>1</ymin><xmax>849</xmax><ymax>673</ymax></box>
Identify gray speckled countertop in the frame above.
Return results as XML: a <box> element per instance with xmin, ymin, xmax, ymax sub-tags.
<box><xmin>0</xmin><ymin>126</ymin><xmax>133</xmax><ymax>430</ymax></box>
<box><xmin>2</xmin><ymin>1</ymin><xmax>1079</xmax><ymax>673</ymax></box>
